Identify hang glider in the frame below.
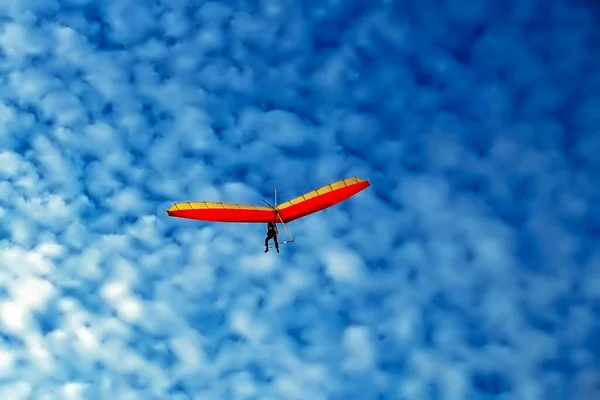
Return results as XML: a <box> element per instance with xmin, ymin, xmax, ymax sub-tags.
<box><xmin>166</xmin><ymin>176</ymin><xmax>370</xmax><ymax>244</ymax></box>
<box><xmin>167</xmin><ymin>176</ymin><xmax>369</xmax><ymax>223</ymax></box>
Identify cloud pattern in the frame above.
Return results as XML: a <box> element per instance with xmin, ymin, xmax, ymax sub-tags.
<box><xmin>1</xmin><ymin>0</ymin><xmax>599</xmax><ymax>399</ymax></box>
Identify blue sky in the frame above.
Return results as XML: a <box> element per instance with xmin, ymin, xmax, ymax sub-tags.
<box><xmin>0</xmin><ymin>0</ymin><xmax>599</xmax><ymax>399</ymax></box>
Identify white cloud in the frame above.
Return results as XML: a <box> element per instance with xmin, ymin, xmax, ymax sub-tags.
<box><xmin>40</xmin><ymin>90</ymin><xmax>88</xmax><ymax>127</ymax></box>
<box><xmin>342</xmin><ymin>325</ymin><xmax>375</xmax><ymax>372</ymax></box>
<box><xmin>170</xmin><ymin>333</ymin><xmax>207</xmax><ymax>373</ymax></box>
<box><xmin>392</xmin><ymin>305</ymin><xmax>421</xmax><ymax>344</ymax></box>
<box><xmin>0</xmin><ymin>346</ymin><xmax>17</xmax><ymax>376</ymax></box>
<box><xmin>12</xmin><ymin>276</ymin><xmax>56</xmax><ymax>311</ymax></box>
<box><xmin>105</xmin><ymin>187</ymin><xmax>145</xmax><ymax>215</ymax></box>
<box><xmin>0</xmin><ymin>245</ymin><xmax>55</xmax><ymax>275</ymax></box>
<box><xmin>0</xmin><ymin>300</ymin><xmax>31</xmax><ymax>335</ymax></box>
<box><xmin>0</xmin><ymin>21</ymin><xmax>50</xmax><ymax>58</ymax></box>
<box><xmin>8</xmin><ymin>68</ymin><xmax>62</xmax><ymax>102</ymax></box>
<box><xmin>35</xmin><ymin>240</ymin><xmax>66</xmax><ymax>259</ymax></box>
<box><xmin>238</xmin><ymin>108</ymin><xmax>317</xmax><ymax>150</ymax></box>
<box><xmin>0</xmin><ymin>382</ymin><xmax>32</xmax><ymax>400</ymax></box>
<box><xmin>230</xmin><ymin>309</ymin><xmax>269</xmax><ymax>343</ymax></box>
<box><xmin>25</xmin><ymin>333</ymin><xmax>57</xmax><ymax>374</ymax></box>
<box><xmin>62</xmin><ymin>382</ymin><xmax>87</xmax><ymax>400</ymax></box>
<box><xmin>0</xmin><ymin>152</ymin><xmax>25</xmax><ymax>177</ymax></box>
<box><xmin>103</xmin><ymin>2</ymin><xmax>156</xmax><ymax>45</ymax></box>
<box><xmin>320</xmin><ymin>245</ymin><xmax>366</xmax><ymax>284</ymax></box>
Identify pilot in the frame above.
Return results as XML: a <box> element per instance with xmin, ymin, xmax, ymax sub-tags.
<box><xmin>265</xmin><ymin>221</ymin><xmax>279</xmax><ymax>253</ymax></box>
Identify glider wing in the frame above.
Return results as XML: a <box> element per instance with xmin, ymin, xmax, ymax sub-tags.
<box><xmin>166</xmin><ymin>176</ymin><xmax>370</xmax><ymax>223</ymax></box>
<box><xmin>275</xmin><ymin>176</ymin><xmax>369</xmax><ymax>223</ymax></box>
<box><xmin>167</xmin><ymin>201</ymin><xmax>275</xmax><ymax>223</ymax></box>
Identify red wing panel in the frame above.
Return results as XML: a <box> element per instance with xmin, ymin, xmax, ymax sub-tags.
<box><xmin>276</xmin><ymin>178</ymin><xmax>370</xmax><ymax>223</ymax></box>
<box><xmin>167</xmin><ymin>202</ymin><xmax>275</xmax><ymax>223</ymax></box>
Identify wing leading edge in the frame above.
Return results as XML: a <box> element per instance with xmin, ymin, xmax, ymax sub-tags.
<box><xmin>167</xmin><ymin>176</ymin><xmax>370</xmax><ymax>223</ymax></box>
